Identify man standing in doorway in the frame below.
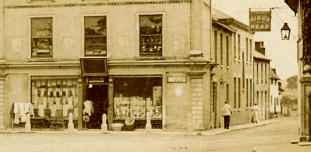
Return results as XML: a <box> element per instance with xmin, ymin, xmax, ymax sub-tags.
<box><xmin>222</xmin><ymin>101</ymin><xmax>233</xmax><ymax>129</ymax></box>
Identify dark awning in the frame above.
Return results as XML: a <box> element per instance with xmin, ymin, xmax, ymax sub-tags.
<box><xmin>80</xmin><ymin>58</ymin><xmax>108</xmax><ymax>77</ymax></box>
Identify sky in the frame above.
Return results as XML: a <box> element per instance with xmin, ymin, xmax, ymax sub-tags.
<box><xmin>212</xmin><ymin>0</ymin><xmax>298</xmax><ymax>80</ymax></box>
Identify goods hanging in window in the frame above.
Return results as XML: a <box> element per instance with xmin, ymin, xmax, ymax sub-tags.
<box><xmin>113</xmin><ymin>77</ymin><xmax>162</xmax><ymax>129</ymax></box>
<box><xmin>31</xmin><ymin>78</ymin><xmax>79</xmax><ymax>129</ymax></box>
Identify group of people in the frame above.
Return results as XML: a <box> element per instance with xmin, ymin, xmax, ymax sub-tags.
<box><xmin>222</xmin><ymin>101</ymin><xmax>259</xmax><ymax>129</ymax></box>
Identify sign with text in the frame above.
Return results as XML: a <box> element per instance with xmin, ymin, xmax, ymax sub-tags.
<box><xmin>167</xmin><ymin>72</ymin><xmax>187</xmax><ymax>83</ymax></box>
<box><xmin>249</xmin><ymin>10</ymin><xmax>271</xmax><ymax>32</ymax></box>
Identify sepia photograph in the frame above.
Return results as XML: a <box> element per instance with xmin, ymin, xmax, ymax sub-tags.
<box><xmin>0</xmin><ymin>0</ymin><xmax>310</xmax><ymax>151</ymax></box>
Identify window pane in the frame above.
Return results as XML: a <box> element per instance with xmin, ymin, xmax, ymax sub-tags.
<box><xmin>113</xmin><ymin>78</ymin><xmax>163</xmax><ymax>129</ymax></box>
<box><xmin>31</xmin><ymin>79</ymin><xmax>79</xmax><ymax>129</ymax></box>
<box><xmin>31</xmin><ymin>17</ymin><xmax>53</xmax><ymax>58</ymax></box>
<box><xmin>84</xmin><ymin>16</ymin><xmax>107</xmax><ymax>56</ymax></box>
<box><xmin>220</xmin><ymin>34</ymin><xmax>223</xmax><ymax>65</ymax></box>
<box><xmin>139</xmin><ymin>15</ymin><xmax>162</xmax><ymax>56</ymax></box>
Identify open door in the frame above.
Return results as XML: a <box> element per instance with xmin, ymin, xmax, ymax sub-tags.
<box><xmin>80</xmin><ymin>58</ymin><xmax>109</xmax><ymax>129</ymax></box>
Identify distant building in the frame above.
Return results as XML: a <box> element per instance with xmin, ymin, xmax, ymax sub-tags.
<box><xmin>270</xmin><ymin>68</ymin><xmax>281</xmax><ymax>118</ymax></box>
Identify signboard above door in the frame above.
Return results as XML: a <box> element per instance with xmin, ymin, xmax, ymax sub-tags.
<box><xmin>80</xmin><ymin>58</ymin><xmax>108</xmax><ymax>77</ymax></box>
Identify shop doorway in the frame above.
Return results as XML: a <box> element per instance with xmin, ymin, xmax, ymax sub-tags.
<box><xmin>85</xmin><ymin>84</ymin><xmax>108</xmax><ymax>129</ymax></box>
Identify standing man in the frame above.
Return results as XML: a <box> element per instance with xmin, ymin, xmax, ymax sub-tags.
<box><xmin>222</xmin><ymin>101</ymin><xmax>233</xmax><ymax>129</ymax></box>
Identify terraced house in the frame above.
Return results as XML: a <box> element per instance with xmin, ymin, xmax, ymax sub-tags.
<box><xmin>0</xmin><ymin>0</ymin><xmax>214</xmax><ymax>131</ymax></box>
<box><xmin>211</xmin><ymin>9</ymin><xmax>255</xmax><ymax>128</ymax></box>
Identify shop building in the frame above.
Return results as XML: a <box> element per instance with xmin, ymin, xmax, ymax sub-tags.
<box><xmin>211</xmin><ymin>9</ymin><xmax>254</xmax><ymax>128</ymax></box>
<box><xmin>0</xmin><ymin>0</ymin><xmax>213</xmax><ymax>131</ymax></box>
<box><xmin>253</xmin><ymin>42</ymin><xmax>271</xmax><ymax>121</ymax></box>
<box><xmin>269</xmin><ymin>68</ymin><xmax>281</xmax><ymax>118</ymax></box>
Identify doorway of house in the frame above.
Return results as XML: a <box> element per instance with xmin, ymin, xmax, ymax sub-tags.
<box><xmin>85</xmin><ymin>84</ymin><xmax>108</xmax><ymax>129</ymax></box>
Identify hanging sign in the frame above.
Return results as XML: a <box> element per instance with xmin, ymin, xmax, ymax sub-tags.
<box><xmin>249</xmin><ymin>10</ymin><xmax>271</xmax><ymax>32</ymax></box>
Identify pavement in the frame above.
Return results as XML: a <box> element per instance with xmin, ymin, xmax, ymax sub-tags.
<box><xmin>0</xmin><ymin>117</ymin><xmax>310</xmax><ymax>152</ymax></box>
<box><xmin>0</xmin><ymin>118</ymin><xmax>280</xmax><ymax>136</ymax></box>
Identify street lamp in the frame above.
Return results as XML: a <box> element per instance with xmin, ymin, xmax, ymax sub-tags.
<box><xmin>281</xmin><ymin>23</ymin><xmax>291</xmax><ymax>40</ymax></box>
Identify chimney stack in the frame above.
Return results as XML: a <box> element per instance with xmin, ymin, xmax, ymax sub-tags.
<box><xmin>255</xmin><ymin>41</ymin><xmax>265</xmax><ymax>55</ymax></box>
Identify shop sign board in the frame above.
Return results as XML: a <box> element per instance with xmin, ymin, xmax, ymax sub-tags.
<box><xmin>80</xmin><ymin>58</ymin><xmax>108</xmax><ymax>77</ymax></box>
<box><xmin>249</xmin><ymin>10</ymin><xmax>271</xmax><ymax>32</ymax></box>
<box><xmin>167</xmin><ymin>72</ymin><xmax>187</xmax><ymax>83</ymax></box>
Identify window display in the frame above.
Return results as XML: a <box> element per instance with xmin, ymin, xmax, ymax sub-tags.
<box><xmin>31</xmin><ymin>78</ymin><xmax>78</xmax><ymax>128</ymax></box>
<box><xmin>84</xmin><ymin>16</ymin><xmax>107</xmax><ymax>56</ymax></box>
<box><xmin>113</xmin><ymin>78</ymin><xmax>162</xmax><ymax>129</ymax></box>
<box><xmin>31</xmin><ymin>17</ymin><xmax>53</xmax><ymax>58</ymax></box>
<box><xmin>139</xmin><ymin>15</ymin><xmax>162</xmax><ymax>56</ymax></box>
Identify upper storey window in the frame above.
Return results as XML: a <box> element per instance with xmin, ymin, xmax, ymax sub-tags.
<box><xmin>84</xmin><ymin>16</ymin><xmax>107</xmax><ymax>56</ymax></box>
<box><xmin>31</xmin><ymin>17</ymin><xmax>53</xmax><ymax>58</ymax></box>
<box><xmin>139</xmin><ymin>15</ymin><xmax>162</xmax><ymax>56</ymax></box>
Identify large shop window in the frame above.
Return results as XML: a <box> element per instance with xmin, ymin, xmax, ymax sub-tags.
<box><xmin>113</xmin><ymin>77</ymin><xmax>162</xmax><ymax>129</ymax></box>
<box><xmin>139</xmin><ymin>15</ymin><xmax>162</xmax><ymax>56</ymax></box>
<box><xmin>31</xmin><ymin>17</ymin><xmax>53</xmax><ymax>58</ymax></box>
<box><xmin>31</xmin><ymin>78</ymin><xmax>79</xmax><ymax>128</ymax></box>
<box><xmin>84</xmin><ymin>16</ymin><xmax>107</xmax><ymax>56</ymax></box>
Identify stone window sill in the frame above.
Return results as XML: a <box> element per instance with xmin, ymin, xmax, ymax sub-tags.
<box><xmin>26</xmin><ymin>58</ymin><xmax>56</xmax><ymax>62</ymax></box>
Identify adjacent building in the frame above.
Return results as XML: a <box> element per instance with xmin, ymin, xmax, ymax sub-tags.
<box><xmin>211</xmin><ymin>9</ymin><xmax>254</xmax><ymax>128</ymax></box>
<box><xmin>285</xmin><ymin>0</ymin><xmax>311</xmax><ymax>143</ymax></box>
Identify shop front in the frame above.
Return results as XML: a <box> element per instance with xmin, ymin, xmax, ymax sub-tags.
<box><xmin>111</xmin><ymin>77</ymin><xmax>162</xmax><ymax>130</ymax></box>
<box><xmin>6</xmin><ymin>59</ymin><xmax>208</xmax><ymax>132</ymax></box>
<box><xmin>80</xmin><ymin>58</ymin><xmax>163</xmax><ymax>131</ymax></box>
<box><xmin>29</xmin><ymin>77</ymin><xmax>80</xmax><ymax>129</ymax></box>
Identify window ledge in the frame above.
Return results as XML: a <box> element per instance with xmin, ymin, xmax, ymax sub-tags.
<box><xmin>136</xmin><ymin>56</ymin><xmax>165</xmax><ymax>60</ymax></box>
<box><xmin>238</xmin><ymin>108</ymin><xmax>242</xmax><ymax>112</ymax></box>
<box><xmin>220</xmin><ymin>65</ymin><xmax>224</xmax><ymax>68</ymax></box>
<box><xmin>226</xmin><ymin>66</ymin><xmax>230</xmax><ymax>70</ymax></box>
<box><xmin>27</xmin><ymin>0</ymin><xmax>55</xmax><ymax>3</ymax></box>
<box><xmin>26</xmin><ymin>58</ymin><xmax>56</xmax><ymax>62</ymax></box>
<box><xmin>233</xmin><ymin>109</ymin><xmax>238</xmax><ymax>112</ymax></box>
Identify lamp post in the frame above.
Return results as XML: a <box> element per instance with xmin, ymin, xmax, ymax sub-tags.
<box><xmin>281</xmin><ymin>23</ymin><xmax>291</xmax><ymax>40</ymax></box>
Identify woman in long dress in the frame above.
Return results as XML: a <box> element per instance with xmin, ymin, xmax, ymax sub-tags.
<box><xmin>251</xmin><ymin>103</ymin><xmax>259</xmax><ymax>124</ymax></box>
